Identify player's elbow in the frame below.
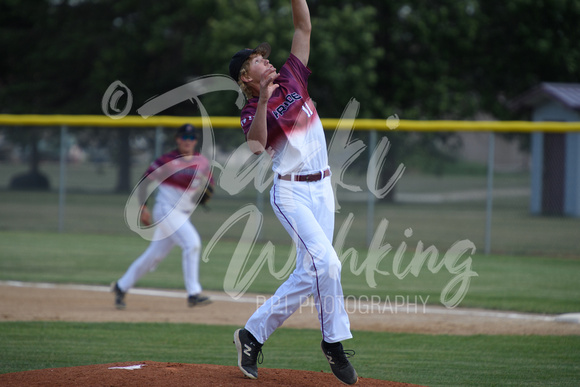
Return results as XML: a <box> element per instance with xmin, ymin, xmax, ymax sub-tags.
<box><xmin>295</xmin><ymin>21</ymin><xmax>311</xmax><ymax>37</ymax></box>
<box><xmin>302</xmin><ymin>20</ymin><xmax>312</xmax><ymax>35</ymax></box>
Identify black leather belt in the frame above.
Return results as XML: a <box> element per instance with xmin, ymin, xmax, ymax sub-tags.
<box><xmin>278</xmin><ymin>168</ymin><xmax>330</xmax><ymax>182</ymax></box>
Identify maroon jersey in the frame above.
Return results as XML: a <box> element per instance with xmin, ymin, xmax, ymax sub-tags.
<box><xmin>144</xmin><ymin>150</ymin><xmax>212</xmax><ymax>212</ymax></box>
<box><xmin>240</xmin><ymin>54</ymin><xmax>328</xmax><ymax>176</ymax></box>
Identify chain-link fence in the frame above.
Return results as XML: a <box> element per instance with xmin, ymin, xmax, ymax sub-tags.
<box><xmin>0</xmin><ymin>120</ymin><xmax>579</xmax><ymax>258</ymax></box>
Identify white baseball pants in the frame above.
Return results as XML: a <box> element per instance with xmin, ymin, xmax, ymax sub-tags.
<box><xmin>118</xmin><ymin>203</ymin><xmax>202</xmax><ymax>296</ymax></box>
<box><xmin>245</xmin><ymin>175</ymin><xmax>352</xmax><ymax>344</ymax></box>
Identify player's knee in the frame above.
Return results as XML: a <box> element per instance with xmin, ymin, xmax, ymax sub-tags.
<box><xmin>327</xmin><ymin>254</ymin><xmax>342</xmax><ymax>279</ymax></box>
<box><xmin>312</xmin><ymin>254</ymin><xmax>342</xmax><ymax>281</ymax></box>
<box><xmin>182</xmin><ymin>244</ymin><xmax>201</xmax><ymax>258</ymax></box>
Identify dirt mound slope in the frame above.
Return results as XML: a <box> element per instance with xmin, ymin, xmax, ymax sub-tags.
<box><xmin>0</xmin><ymin>361</ymin><xmax>424</xmax><ymax>387</ymax></box>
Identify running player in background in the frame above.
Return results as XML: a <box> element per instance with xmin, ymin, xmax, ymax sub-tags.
<box><xmin>112</xmin><ymin>124</ymin><xmax>213</xmax><ymax>309</ymax></box>
<box><xmin>229</xmin><ymin>0</ymin><xmax>357</xmax><ymax>384</ymax></box>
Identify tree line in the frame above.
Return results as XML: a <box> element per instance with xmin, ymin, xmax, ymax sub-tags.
<box><xmin>2</xmin><ymin>0</ymin><xmax>578</xmax><ymax>118</ymax></box>
<box><xmin>1</xmin><ymin>0</ymin><xmax>578</xmax><ymax>191</ymax></box>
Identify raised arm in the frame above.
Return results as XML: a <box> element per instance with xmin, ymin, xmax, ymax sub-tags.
<box><xmin>246</xmin><ymin>68</ymin><xmax>280</xmax><ymax>154</ymax></box>
<box><xmin>290</xmin><ymin>0</ymin><xmax>312</xmax><ymax>66</ymax></box>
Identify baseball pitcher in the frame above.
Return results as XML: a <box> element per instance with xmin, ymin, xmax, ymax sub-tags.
<box><xmin>229</xmin><ymin>0</ymin><xmax>357</xmax><ymax>384</ymax></box>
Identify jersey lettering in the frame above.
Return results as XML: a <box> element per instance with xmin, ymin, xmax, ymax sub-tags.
<box><xmin>241</xmin><ymin>115</ymin><xmax>254</xmax><ymax>127</ymax></box>
<box><xmin>272</xmin><ymin>92</ymin><xmax>303</xmax><ymax>119</ymax></box>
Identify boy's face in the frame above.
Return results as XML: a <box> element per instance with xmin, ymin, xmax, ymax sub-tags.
<box><xmin>176</xmin><ymin>136</ymin><xmax>197</xmax><ymax>156</ymax></box>
<box><xmin>245</xmin><ymin>54</ymin><xmax>276</xmax><ymax>82</ymax></box>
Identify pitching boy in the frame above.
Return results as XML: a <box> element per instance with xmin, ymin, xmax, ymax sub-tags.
<box><xmin>229</xmin><ymin>0</ymin><xmax>357</xmax><ymax>384</ymax></box>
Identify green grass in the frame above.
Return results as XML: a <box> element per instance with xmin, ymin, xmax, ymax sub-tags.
<box><xmin>0</xmin><ymin>322</ymin><xmax>579</xmax><ymax>386</ymax></box>
<box><xmin>2</xmin><ymin>175</ymin><xmax>579</xmax><ymax>257</ymax></box>
<box><xmin>1</xmin><ymin>167</ymin><xmax>580</xmax><ymax>386</ymax></box>
<box><xmin>1</xmin><ymin>230</ymin><xmax>579</xmax><ymax>314</ymax></box>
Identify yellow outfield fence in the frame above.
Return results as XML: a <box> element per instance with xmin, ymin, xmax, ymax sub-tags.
<box><xmin>1</xmin><ymin>113</ymin><xmax>579</xmax><ymax>257</ymax></box>
<box><xmin>1</xmin><ymin>114</ymin><xmax>580</xmax><ymax>132</ymax></box>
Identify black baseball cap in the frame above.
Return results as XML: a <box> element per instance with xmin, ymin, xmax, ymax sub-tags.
<box><xmin>176</xmin><ymin>123</ymin><xmax>197</xmax><ymax>139</ymax></box>
<box><xmin>229</xmin><ymin>42</ymin><xmax>271</xmax><ymax>82</ymax></box>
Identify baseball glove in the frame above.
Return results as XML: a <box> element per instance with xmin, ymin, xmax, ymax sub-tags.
<box><xmin>140</xmin><ymin>205</ymin><xmax>152</xmax><ymax>226</ymax></box>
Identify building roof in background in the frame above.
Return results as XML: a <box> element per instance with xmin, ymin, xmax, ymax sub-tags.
<box><xmin>509</xmin><ymin>82</ymin><xmax>580</xmax><ymax>111</ymax></box>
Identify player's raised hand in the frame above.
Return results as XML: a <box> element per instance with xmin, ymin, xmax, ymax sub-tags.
<box><xmin>258</xmin><ymin>67</ymin><xmax>279</xmax><ymax>102</ymax></box>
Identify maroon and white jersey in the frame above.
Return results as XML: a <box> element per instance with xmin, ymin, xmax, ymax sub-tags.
<box><xmin>144</xmin><ymin>150</ymin><xmax>212</xmax><ymax>213</ymax></box>
<box><xmin>240</xmin><ymin>54</ymin><xmax>328</xmax><ymax>176</ymax></box>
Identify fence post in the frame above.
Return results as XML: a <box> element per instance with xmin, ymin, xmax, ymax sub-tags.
<box><xmin>154</xmin><ymin>126</ymin><xmax>164</xmax><ymax>158</ymax></box>
<box><xmin>366</xmin><ymin>129</ymin><xmax>377</xmax><ymax>247</ymax></box>
<box><xmin>484</xmin><ymin>131</ymin><xmax>495</xmax><ymax>255</ymax></box>
<box><xmin>58</xmin><ymin>125</ymin><xmax>68</xmax><ymax>233</ymax></box>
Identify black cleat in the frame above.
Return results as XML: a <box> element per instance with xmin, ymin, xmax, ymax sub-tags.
<box><xmin>321</xmin><ymin>341</ymin><xmax>358</xmax><ymax>385</ymax></box>
<box><xmin>187</xmin><ymin>294</ymin><xmax>212</xmax><ymax>307</ymax></box>
<box><xmin>111</xmin><ymin>282</ymin><xmax>126</xmax><ymax>310</ymax></box>
<box><xmin>234</xmin><ymin>328</ymin><xmax>263</xmax><ymax>379</ymax></box>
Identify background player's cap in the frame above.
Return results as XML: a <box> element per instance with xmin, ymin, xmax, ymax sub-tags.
<box><xmin>229</xmin><ymin>42</ymin><xmax>271</xmax><ymax>82</ymax></box>
<box><xmin>176</xmin><ymin>123</ymin><xmax>197</xmax><ymax>139</ymax></box>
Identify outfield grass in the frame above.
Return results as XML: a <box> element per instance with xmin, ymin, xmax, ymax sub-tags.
<box><xmin>1</xmin><ymin>174</ymin><xmax>579</xmax><ymax>257</ymax></box>
<box><xmin>1</xmin><ymin>231</ymin><xmax>579</xmax><ymax>314</ymax></box>
<box><xmin>1</xmin><ymin>168</ymin><xmax>579</xmax><ymax>385</ymax></box>
<box><xmin>0</xmin><ymin>322</ymin><xmax>578</xmax><ymax>386</ymax></box>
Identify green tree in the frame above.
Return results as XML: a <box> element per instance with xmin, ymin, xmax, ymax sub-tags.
<box><xmin>476</xmin><ymin>0</ymin><xmax>580</xmax><ymax>118</ymax></box>
<box><xmin>2</xmin><ymin>1</ymin><xmax>579</xmax><ymax>191</ymax></box>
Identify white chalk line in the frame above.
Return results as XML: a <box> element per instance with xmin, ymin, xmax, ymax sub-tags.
<box><xmin>0</xmin><ymin>280</ymin><xmax>248</xmax><ymax>303</ymax></box>
<box><xmin>1</xmin><ymin>280</ymin><xmax>577</xmax><ymax>323</ymax></box>
<box><xmin>108</xmin><ymin>364</ymin><xmax>146</xmax><ymax>370</ymax></box>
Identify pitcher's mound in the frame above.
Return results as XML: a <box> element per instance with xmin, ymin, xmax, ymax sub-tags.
<box><xmin>0</xmin><ymin>361</ymin><xmax>424</xmax><ymax>386</ymax></box>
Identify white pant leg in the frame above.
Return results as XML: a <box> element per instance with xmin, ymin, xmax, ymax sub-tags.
<box><xmin>118</xmin><ymin>204</ymin><xmax>202</xmax><ymax>295</ymax></box>
<box><xmin>172</xmin><ymin>217</ymin><xmax>202</xmax><ymax>296</ymax></box>
<box><xmin>154</xmin><ymin>203</ymin><xmax>203</xmax><ymax>296</ymax></box>
<box><xmin>306</xmin><ymin>179</ymin><xmax>352</xmax><ymax>342</ymax></box>
<box><xmin>118</xmin><ymin>227</ymin><xmax>175</xmax><ymax>292</ymax></box>
<box><xmin>245</xmin><ymin>178</ymin><xmax>352</xmax><ymax>344</ymax></box>
<box><xmin>245</xmin><ymin>269</ymin><xmax>311</xmax><ymax>344</ymax></box>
